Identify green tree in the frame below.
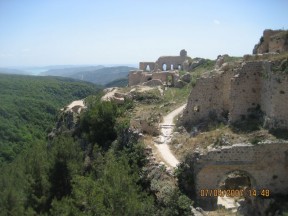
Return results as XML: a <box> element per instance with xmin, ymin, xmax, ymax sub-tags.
<box><xmin>71</xmin><ymin>152</ymin><xmax>155</xmax><ymax>216</ymax></box>
<box><xmin>48</xmin><ymin>135</ymin><xmax>83</xmax><ymax>205</ymax></box>
<box><xmin>80</xmin><ymin>100</ymin><xmax>119</xmax><ymax>150</ymax></box>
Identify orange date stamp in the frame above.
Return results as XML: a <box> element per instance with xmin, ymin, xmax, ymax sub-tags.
<box><xmin>200</xmin><ymin>189</ymin><xmax>270</xmax><ymax>197</ymax></box>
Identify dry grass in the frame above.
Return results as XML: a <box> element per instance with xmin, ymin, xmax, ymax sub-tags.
<box><xmin>244</xmin><ymin>51</ymin><xmax>288</xmax><ymax>62</ymax></box>
<box><xmin>170</xmin><ymin>124</ymin><xmax>280</xmax><ymax>160</ymax></box>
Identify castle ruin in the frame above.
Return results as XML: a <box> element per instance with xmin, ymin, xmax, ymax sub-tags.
<box><xmin>192</xmin><ymin>142</ymin><xmax>288</xmax><ymax>210</ymax></box>
<box><xmin>181</xmin><ymin>58</ymin><xmax>288</xmax><ymax>130</ymax></box>
<box><xmin>253</xmin><ymin>29</ymin><xmax>288</xmax><ymax>54</ymax></box>
<box><xmin>128</xmin><ymin>49</ymin><xmax>198</xmax><ymax>86</ymax></box>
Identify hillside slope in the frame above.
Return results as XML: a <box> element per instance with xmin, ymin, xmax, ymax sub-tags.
<box><xmin>0</xmin><ymin>74</ymin><xmax>101</xmax><ymax>162</ymax></box>
<box><xmin>40</xmin><ymin>65</ymin><xmax>105</xmax><ymax>76</ymax></box>
<box><xmin>41</xmin><ymin>66</ymin><xmax>136</xmax><ymax>85</ymax></box>
<box><xmin>70</xmin><ymin>66</ymin><xmax>135</xmax><ymax>85</ymax></box>
<box><xmin>0</xmin><ymin>67</ymin><xmax>27</xmax><ymax>75</ymax></box>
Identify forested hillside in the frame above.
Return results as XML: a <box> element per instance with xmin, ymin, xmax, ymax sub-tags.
<box><xmin>0</xmin><ymin>94</ymin><xmax>191</xmax><ymax>215</ymax></box>
<box><xmin>0</xmin><ymin>74</ymin><xmax>101</xmax><ymax>162</ymax></box>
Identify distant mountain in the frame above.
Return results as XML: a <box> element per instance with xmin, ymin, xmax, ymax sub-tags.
<box><xmin>40</xmin><ymin>65</ymin><xmax>105</xmax><ymax>77</ymax></box>
<box><xmin>0</xmin><ymin>67</ymin><xmax>28</xmax><ymax>75</ymax></box>
<box><xmin>70</xmin><ymin>66</ymin><xmax>136</xmax><ymax>85</ymax></box>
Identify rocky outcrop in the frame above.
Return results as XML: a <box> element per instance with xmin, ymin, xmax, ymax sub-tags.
<box><xmin>101</xmin><ymin>87</ymin><xmax>132</xmax><ymax>104</ymax></box>
<box><xmin>48</xmin><ymin>99</ymin><xmax>86</xmax><ymax>140</ymax></box>
<box><xmin>253</xmin><ymin>29</ymin><xmax>288</xmax><ymax>54</ymax></box>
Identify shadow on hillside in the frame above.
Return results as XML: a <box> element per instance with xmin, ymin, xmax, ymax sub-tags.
<box><xmin>269</xmin><ymin>128</ymin><xmax>288</xmax><ymax>140</ymax></box>
<box><xmin>230</xmin><ymin>119</ymin><xmax>263</xmax><ymax>133</ymax></box>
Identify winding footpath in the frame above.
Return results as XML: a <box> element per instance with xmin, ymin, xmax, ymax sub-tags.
<box><xmin>155</xmin><ymin>103</ymin><xmax>238</xmax><ymax>212</ymax></box>
<box><xmin>154</xmin><ymin>104</ymin><xmax>186</xmax><ymax>167</ymax></box>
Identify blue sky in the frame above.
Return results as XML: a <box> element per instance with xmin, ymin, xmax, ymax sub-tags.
<box><xmin>0</xmin><ymin>0</ymin><xmax>287</xmax><ymax>67</ymax></box>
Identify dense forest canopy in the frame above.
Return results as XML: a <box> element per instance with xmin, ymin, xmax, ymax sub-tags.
<box><xmin>0</xmin><ymin>74</ymin><xmax>101</xmax><ymax>162</ymax></box>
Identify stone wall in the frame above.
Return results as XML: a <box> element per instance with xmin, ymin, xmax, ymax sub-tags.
<box><xmin>155</xmin><ymin>56</ymin><xmax>190</xmax><ymax>71</ymax></box>
<box><xmin>128</xmin><ymin>49</ymin><xmax>198</xmax><ymax>87</ymax></box>
<box><xmin>128</xmin><ymin>70</ymin><xmax>179</xmax><ymax>87</ymax></box>
<box><xmin>253</xmin><ymin>29</ymin><xmax>288</xmax><ymax>54</ymax></box>
<box><xmin>192</xmin><ymin>142</ymin><xmax>288</xmax><ymax>210</ymax></box>
<box><xmin>181</xmin><ymin>60</ymin><xmax>288</xmax><ymax>130</ymax></box>
<box><xmin>181</xmin><ymin>68</ymin><xmax>234</xmax><ymax>127</ymax></box>
<box><xmin>152</xmin><ymin>71</ymin><xmax>179</xmax><ymax>85</ymax></box>
<box><xmin>128</xmin><ymin>70</ymin><xmax>152</xmax><ymax>86</ymax></box>
<box><xmin>229</xmin><ymin>62</ymin><xmax>263</xmax><ymax>122</ymax></box>
<box><xmin>261</xmin><ymin>64</ymin><xmax>288</xmax><ymax>129</ymax></box>
<box><xmin>269</xmin><ymin>32</ymin><xmax>288</xmax><ymax>53</ymax></box>
<box><xmin>139</xmin><ymin>62</ymin><xmax>156</xmax><ymax>71</ymax></box>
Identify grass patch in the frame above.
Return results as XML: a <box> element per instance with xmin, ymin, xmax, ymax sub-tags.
<box><xmin>131</xmin><ymin>89</ymin><xmax>162</xmax><ymax>104</ymax></box>
<box><xmin>223</xmin><ymin>55</ymin><xmax>243</xmax><ymax>62</ymax></box>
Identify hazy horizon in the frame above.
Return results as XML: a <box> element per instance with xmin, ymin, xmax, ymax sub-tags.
<box><xmin>6</xmin><ymin>63</ymin><xmax>138</xmax><ymax>69</ymax></box>
<box><xmin>0</xmin><ymin>0</ymin><xmax>287</xmax><ymax>67</ymax></box>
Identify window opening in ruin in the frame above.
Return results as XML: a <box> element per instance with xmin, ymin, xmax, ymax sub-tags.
<box><xmin>147</xmin><ymin>77</ymin><xmax>152</xmax><ymax>81</ymax></box>
<box><xmin>171</xmin><ymin>64</ymin><xmax>174</xmax><ymax>70</ymax></box>
<box><xmin>163</xmin><ymin>63</ymin><xmax>167</xmax><ymax>71</ymax></box>
<box><xmin>218</xmin><ymin>170</ymin><xmax>254</xmax><ymax>204</ymax></box>
<box><xmin>178</xmin><ymin>64</ymin><xmax>182</xmax><ymax>70</ymax></box>
<box><xmin>145</xmin><ymin>65</ymin><xmax>151</xmax><ymax>72</ymax></box>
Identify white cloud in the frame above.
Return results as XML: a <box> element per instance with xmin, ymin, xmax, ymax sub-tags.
<box><xmin>213</xmin><ymin>19</ymin><xmax>220</xmax><ymax>25</ymax></box>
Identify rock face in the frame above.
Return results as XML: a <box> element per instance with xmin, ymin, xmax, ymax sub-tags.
<box><xmin>253</xmin><ymin>29</ymin><xmax>288</xmax><ymax>54</ymax></box>
<box><xmin>101</xmin><ymin>87</ymin><xmax>131</xmax><ymax>104</ymax></box>
<box><xmin>48</xmin><ymin>100</ymin><xmax>86</xmax><ymax>140</ymax></box>
<box><xmin>181</xmin><ymin>59</ymin><xmax>288</xmax><ymax>130</ymax></box>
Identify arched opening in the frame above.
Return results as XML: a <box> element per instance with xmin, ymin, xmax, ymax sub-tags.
<box><xmin>145</xmin><ymin>65</ymin><xmax>151</xmax><ymax>72</ymax></box>
<box><xmin>162</xmin><ymin>63</ymin><xmax>167</xmax><ymax>71</ymax></box>
<box><xmin>178</xmin><ymin>64</ymin><xmax>182</xmax><ymax>70</ymax></box>
<box><xmin>171</xmin><ymin>64</ymin><xmax>174</xmax><ymax>70</ymax></box>
<box><xmin>217</xmin><ymin>170</ymin><xmax>255</xmax><ymax>210</ymax></box>
<box><xmin>219</xmin><ymin>170</ymin><xmax>252</xmax><ymax>190</ymax></box>
<box><xmin>167</xmin><ymin>74</ymin><xmax>174</xmax><ymax>86</ymax></box>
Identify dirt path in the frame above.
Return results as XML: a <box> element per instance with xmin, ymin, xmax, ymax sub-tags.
<box><xmin>154</xmin><ymin>104</ymin><xmax>186</xmax><ymax>167</ymax></box>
